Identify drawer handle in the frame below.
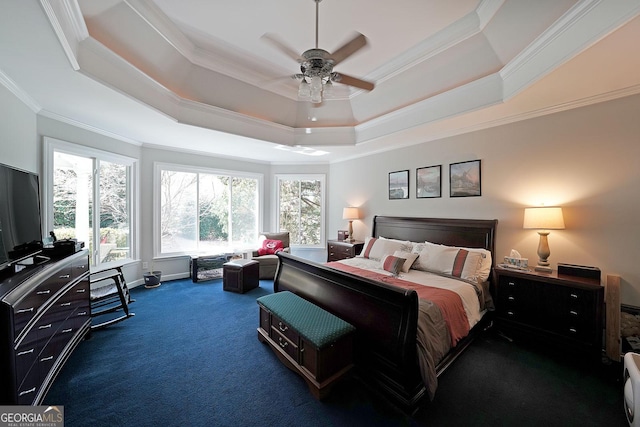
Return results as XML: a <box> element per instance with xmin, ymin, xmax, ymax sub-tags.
<box><xmin>507</xmin><ymin>311</ymin><xmax>515</xmax><ymax>316</ymax></box>
<box><xmin>76</xmin><ymin>288</ymin><xmax>86</xmax><ymax>293</ymax></box>
<box><xmin>39</xmin><ymin>323</ymin><xmax>52</xmax><ymax>330</ymax></box>
<box><xmin>17</xmin><ymin>307</ymin><xmax>34</xmax><ymax>314</ymax></box>
<box><xmin>59</xmin><ymin>274</ymin><xmax>71</xmax><ymax>279</ymax></box>
<box><xmin>508</xmin><ymin>281</ymin><xmax>515</xmax><ymax>286</ymax></box>
<box><xmin>62</xmin><ymin>328</ymin><xmax>73</xmax><ymax>334</ymax></box>
<box><xmin>278</xmin><ymin>322</ymin><xmax>288</xmax><ymax>332</ymax></box>
<box><xmin>17</xmin><ymin>348</ymin><xmax>34</xmax><ymax>356</ymax></box>
<box><xmin>37</xmin><ymin>289</ymin><xmax>51</xmax><ymax>295</ymax></box>
<box><xmin>77</xmin><ymin>311</ymin><xmax>88</xmax><ymax>316</ymax></box>
<box><xmin>569</xmin><ymin>328</ymin><xmax>577</xmax><ymax>334</ymax></box>
<box><xmin>19</xmin><ymin>387</ymin><xmax>36</xmax><ymax>397</ymax></box>
<box><xmin>570</xmin><ymin>293</ymin><xmax>578</xmax><ymax>299</ymax></box>
<box><xmin>508</xmin><ymin>296</ymin><xmax>515</xmax><ymax>301</ymax></box>
<box><xmin>60</xmin><ymin>302</ymin><xmax>72</xmax><ymax>307</ymax></box>
<box><xmin>569</xmin><ymin>310</ymin><xmax>578</xmax><ymax>316</ymax></box>
<box><xmin>278</xmin><ymin>337</ymin><xmax>288</xmax><ymax>348</ymax></box>
<box><xmin>77</xmin><ymin>265</ymin><xmax>86</xmax><ymax>269</ymax></box>
<box><xmin>40</xmin><ymin>355</ymin><xmax>54</xmax><ymax>362</ymax></box>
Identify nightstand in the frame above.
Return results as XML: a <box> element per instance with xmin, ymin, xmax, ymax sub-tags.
<box><xmin>327</xmin><ymin>240</ymin><xmax>364</xmax><ymax>262</ymax></box>
<box><xmin>493</xmin><ymin>265</ymin><xmax>604</xmax><ymax>359</ymax></box>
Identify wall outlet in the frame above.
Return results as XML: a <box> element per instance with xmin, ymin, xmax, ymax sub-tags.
<box><xmin>142</xmin><ymin>262</ymin><xmax>148</xmax><ymax>270</ymax></box>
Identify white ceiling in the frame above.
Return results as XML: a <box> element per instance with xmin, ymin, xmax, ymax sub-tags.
<box><xmin>1</xmin><ymin>0</ymin><xmax>640</xmax><ymax>164</ymax></box>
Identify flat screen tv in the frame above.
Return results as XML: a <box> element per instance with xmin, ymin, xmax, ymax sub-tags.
<box><xmin>0</xmin><ymin>163</ymin><xmax>43</xmax><ymax>271</ymax></box>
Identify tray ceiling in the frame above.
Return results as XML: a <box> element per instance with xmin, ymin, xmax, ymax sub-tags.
<box><xmin>1</xmin><ymin>0</ymin><xmax>639</xmax><ymax>163</ymax></box>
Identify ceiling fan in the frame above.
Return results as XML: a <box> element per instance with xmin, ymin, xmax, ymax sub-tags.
<box><xmin>262</xmin><ymin>0</ymin><xmax>375</xmax><ymax>103</ymax></box>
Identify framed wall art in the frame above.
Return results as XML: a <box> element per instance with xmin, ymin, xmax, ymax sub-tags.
<box><xmin>388</xmin><ymin>170</ymin><xmax>409</xmax><ymax>200</ymax></box>
<box><xmin>416</xmin><ymin>165</ymin><xmax>441</xmax><ymax>198</ymax></box>
<box><xmin>449</xmin><ymin>160</ymin><xmax>481</xmax><ymax>197</ymax></box>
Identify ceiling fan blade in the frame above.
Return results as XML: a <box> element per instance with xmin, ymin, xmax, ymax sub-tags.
<box><xmin>261</xmin><ymin>33</ymin><xmax>302</xmax><ymax>62</ymax></box>
<box><xmin>331</xmin><ymin>33</ymin><xmax>368</xmax><ymax>65</ymax></box>
<box><xmin>333</xmin><ymin>73</ymin><xmax>375</xmax><ymax>91</ymax></box>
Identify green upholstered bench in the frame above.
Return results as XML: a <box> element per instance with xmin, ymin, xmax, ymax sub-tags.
<box><xmin>257</xmin><ymin>291</ymin><xmax>355</xmax><ymax>399</ymax></box>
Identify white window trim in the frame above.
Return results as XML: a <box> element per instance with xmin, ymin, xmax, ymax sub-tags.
<box><xmin>153</xmin><ymin>162</ymin><xmax>264</xmax><ymax>258</ymax></box>
<box><xmin>43</xmin><ymin>137</ymin><xmax>140</xmax><ymax>268</ymax></box>
<box><xmin>274</xmin><ymin>173</ymin><xmax>326</xmax><ymax>249</ymax></box>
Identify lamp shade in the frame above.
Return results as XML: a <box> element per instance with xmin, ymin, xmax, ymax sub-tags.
<box><xmin>523</xmin><ymin>207</ymin><xmax>565</xmax><ymax>230</ymax></box>
<box><xmin>342</xmin><ymin>207</ymin><xmax>360</xmax><ymax>220</ymax></box>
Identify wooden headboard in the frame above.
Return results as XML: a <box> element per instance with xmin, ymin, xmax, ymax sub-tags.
<box><xmin>372</xmin><ymin>216</ymin><xmax>498</xmax><ymax>266</ymax></box>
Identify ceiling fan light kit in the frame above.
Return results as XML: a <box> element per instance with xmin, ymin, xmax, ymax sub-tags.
<box><xmin>263</xmin><ymin>0</ymin><xmax>374</xmax><ymax>104</ymax></box>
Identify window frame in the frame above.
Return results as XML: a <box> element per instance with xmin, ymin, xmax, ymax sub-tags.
<box><xmin>274</xmin><ymin>174</ymin><xmax>326</xmax><ymax>249</ymax></box>
<box><xmin>154</xmin><ymin>162</ymin><xmax>264</xmax><ymax>258</ymax></box>
<box><xmin>42</xmin><ymin>137</ymin><xmax>139</xmax><ymax>269</ymax></box>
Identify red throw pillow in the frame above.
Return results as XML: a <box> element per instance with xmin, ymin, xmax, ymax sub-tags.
<box><xmin>258</xmin><ymin>239</ymin><xmax>284</xmax><ymax>256</ymax></box>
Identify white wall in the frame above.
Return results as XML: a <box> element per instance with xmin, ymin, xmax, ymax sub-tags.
<box><xmin>329</xmin><ymin>93</ymin><xmax>640</xmax><ymax>306</ymax></box>
<box><xmin>0</xmin><ymin>84</ymin><xmax>37</xmax><ymax>171</ymax></box>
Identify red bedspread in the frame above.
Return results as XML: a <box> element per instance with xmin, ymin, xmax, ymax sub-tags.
<box><xmin>327</xmin><ymin>262</ymin><xmax>470</xmax><ymax>346</ymax></box>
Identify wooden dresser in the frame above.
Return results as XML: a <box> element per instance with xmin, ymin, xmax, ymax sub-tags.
<box><xmin>326</xmin><ymin>240</ymin><xmax>364</xmax><ymax>262</ymax></box>
<box><xmin>0</xmin><ymin>250</ymin><xmax>90</xmax><ymax>404</ymax></box>
<box><xmin>494</xmin><ymin>265</ymin><xmax>604</xmax><ymax>359</ymax></box>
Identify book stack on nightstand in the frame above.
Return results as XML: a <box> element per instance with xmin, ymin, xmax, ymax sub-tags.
<box><xmin>493</xmin><ymin>265</ymin><xmax>604</xmax><ymax>360</ymax></box>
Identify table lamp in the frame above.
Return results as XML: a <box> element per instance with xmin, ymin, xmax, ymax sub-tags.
<box><xmin>523</xmin><ymin>206</ymin><xmax>565</xmax><ymax>272</ymax></box>
<box><xmin>342</xmin><ymin>207</ymin><xmax>360</xmax><ymax>242</ymax></box>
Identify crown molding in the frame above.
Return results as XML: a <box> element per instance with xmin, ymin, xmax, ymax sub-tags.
<box><xmin>502</xmin><ymin>0</ymin><xmax>640</xmax><ymax>100</ymax></box>
<box><xmin>39</xmin><ymin>109</ymin><xmax>143</xmax><ymax>145</ymax></box>
<box><xmin>39</xmin><ymin>0</ymin><xmax>89</xmax><ymax>71</ymax></box>
<box><xmin>0</xmin><ymin>68</ymin><xmax>42</xmax><ymax>113</ymax></box>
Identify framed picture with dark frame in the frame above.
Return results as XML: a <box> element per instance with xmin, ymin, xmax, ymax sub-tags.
<box><xmin>449</xmin><ymin>160</ymin><xmax>481</xmax><ymax>197</ymax></box>
<box><xmin>388</xmin><ymin>170</ymin><xmax>409</xmax><ymax>200</ymax></box>
<box><xmin>416</xmin><ymin>165</ymin><xmax>441</xmax><ymax>198</ymax></box>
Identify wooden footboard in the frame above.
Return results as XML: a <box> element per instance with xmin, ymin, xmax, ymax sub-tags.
<box><xmin>274</xmin><ymin>252</ymin><xmax>425</xmax><ymax>412</ymax></box>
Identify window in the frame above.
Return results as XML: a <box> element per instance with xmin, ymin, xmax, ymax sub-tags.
<box><xmin>156</xmin><ymin>164</ymin><xmax>262</xmax><ymax>256</ymax></box>
<box><xmin>43</xmin><ymin>138</ymin><xmax>138</xmax><ymax>267</ymax></box>
<box><xmin>275</xmin><ymin>174</ymin><xmax>325</xmax><ymax>247</ymax></box>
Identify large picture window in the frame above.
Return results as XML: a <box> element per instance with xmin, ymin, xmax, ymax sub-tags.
<box><xmin>275</xmin><ymin>174</ymin><xmax>325</xmax><ymax>247</ymax></box>
<box><xmin>43</xmin><ymin>138</ymin><xmax>138</xmax><ymax>268</ymax></box>
<box><xmin>156</xmin><ymin>164</ymin><xmax>262</xmax><ymax>256</ymax></box>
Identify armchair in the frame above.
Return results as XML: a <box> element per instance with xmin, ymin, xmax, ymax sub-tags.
<box><xmin>252</xmin><ymin>231</ymin><xmax>290</xmax><ymax>279</ymax></box>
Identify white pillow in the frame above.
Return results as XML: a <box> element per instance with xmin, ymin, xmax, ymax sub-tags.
<box><xmin>359</xmin><ymin>237</ymin><xmax>407</xmax><ymax>261</ymax></box>
<box><xmin>415</xmin><ymin>242</ymin><xmax>485</xmax><ymax>282</ymax></box>
<box><xmin>393</xmin><ymin>250</ymin><xmax>418</xmax><ymax>273</ymax></box>
<box><xmin>379</xmin><ymin>236</ymin><xmax>414</xmax><ymax>253</ymax></box>
<box><xmin>414</xmin><ymin>241</ymin><xmax>491</xmax><ymax>281</ymax></box>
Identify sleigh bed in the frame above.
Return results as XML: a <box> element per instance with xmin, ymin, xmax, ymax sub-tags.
<box><xmin>273</xmin><ymin>216</ymin><xmax>497</xmax><ymax>413</ymax></box>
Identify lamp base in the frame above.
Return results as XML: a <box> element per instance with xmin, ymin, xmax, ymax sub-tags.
<box><xmin>534</xmin><ymin>265</ymin><xmax>553</xmax><ymax>273</ymax></box>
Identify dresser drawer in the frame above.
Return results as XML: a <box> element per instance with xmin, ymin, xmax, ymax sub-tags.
<box><xmin>495</xmin><ymin>276</ymin><xmax>538</xmax><ymax>324</ymax></box>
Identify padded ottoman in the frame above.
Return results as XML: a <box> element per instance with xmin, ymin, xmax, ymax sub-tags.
<box><xmin>223</xmin><ymin>259</ymin><xmax>259</xmax><ymax>293</ymax></box>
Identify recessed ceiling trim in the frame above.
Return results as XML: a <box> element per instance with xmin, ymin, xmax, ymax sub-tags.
<box><xmin>356</xmin><ymin>73</ymin><xmax>504</xmax><ymax>144</ymax></box>
<box><xmin>40</xmin><ymin>0</ymin><xmax>89</xmax><ymax>71</ymax></box>
<box><xmin>501</xmin><ymin>0</ymin><xmax>640</xmax><ymax>100</ymax></box>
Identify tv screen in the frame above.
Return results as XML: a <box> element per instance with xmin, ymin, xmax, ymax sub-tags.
<box><xmin>0</xmin><ymin>163</ymin><xmax>43</xmax><ymax>271</ymax></box>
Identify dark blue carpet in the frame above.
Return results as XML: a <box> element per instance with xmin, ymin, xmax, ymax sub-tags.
<box><xmin>45</xmin><ymin>279</ymin><xmax>416</xmax><ymax>426</ymax></box>
<box><xmin>45</xmin><ymin>278</ymin><xmax>626</xmax><ymax>426</ymax></box>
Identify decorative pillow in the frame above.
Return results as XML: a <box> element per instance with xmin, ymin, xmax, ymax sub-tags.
<box><xmin>393</xmin><ymin>250</ymin><xmax>418</xmax><ymax>273</ymax></box>
<box><xmin>379</xmin><ymin>237</ymin><xmax>414</xmax><ymax>253</ymax></box>
<box><xmin>359</xmin><ymin>237</ymin><xmax>407</xmax><ymax>261</ymax></box>
<box><xmin>258</xmin><ymin>239</ymin><xmax>284</xmax><ymax>256</ymax></box>
<box><xmin>382</xmin><ymin>255</ymin><xmax>406</xmax><ymax>276</ymax></box>
<box><xmin>416</xmin><ymin>243</ymin><xmax>484</xmax><ymax>281</ymax></box>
